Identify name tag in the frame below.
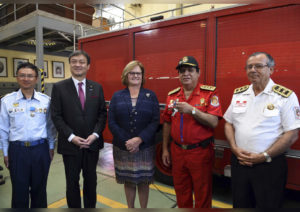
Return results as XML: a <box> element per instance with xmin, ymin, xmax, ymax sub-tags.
<box><xmin>233</xmin><ymin>100</ymin><xmax>247</xmax><ymax>113</ymax></box>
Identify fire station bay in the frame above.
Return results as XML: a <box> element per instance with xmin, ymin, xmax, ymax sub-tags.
<box><xmin>1</xmin><ymin>2</ymin><xmax>300</xmax><ymax>209</ymax></box>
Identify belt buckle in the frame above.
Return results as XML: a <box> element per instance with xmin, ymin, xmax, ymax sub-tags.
<box><xmin>182</xmin><ymin>144</ymin><xmax>188</xmax><ymax>150</ymax></box>
<box><xmin>24</xmin><ymin>141</ymin><xmax>30</xmax><ymax>147</ymax></box>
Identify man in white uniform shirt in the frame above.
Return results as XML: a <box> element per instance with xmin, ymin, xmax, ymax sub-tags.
<box><xmin>224</xmin><ymin>52</ymin><xmax>300</xmax><ymax>208</ymax></box>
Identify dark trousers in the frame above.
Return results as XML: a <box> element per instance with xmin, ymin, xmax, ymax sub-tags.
<box><xmin>8</xmin><ymin>142</ymin><xmax>51</xmax><ymax>208</ymax></box>
<box><xmin>62</xmin><ymin>149</ymin><xmax>99</xmax><ymax>208</ymax></box>
<box><xmin>231</xmin><ymin>154</ymin><xmax>287</xmax><ymax>208</ymax></box>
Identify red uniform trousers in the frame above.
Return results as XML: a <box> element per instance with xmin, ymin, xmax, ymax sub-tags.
<box><xmin>171</xmin><ymin>141</ymin><xmax>214</xmax><ymax>208</ymax></box>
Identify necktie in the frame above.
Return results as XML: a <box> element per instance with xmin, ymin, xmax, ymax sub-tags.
<box><xmin>78</xmin><ymin>82</ymin><xmax>85</xmax><ymax>109</ymax></box>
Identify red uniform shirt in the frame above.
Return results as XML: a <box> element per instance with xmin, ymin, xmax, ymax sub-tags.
<box><xmin>163</xmin><ymin>83</ymin><xmax>223</xmax><ymax>144</ymax></box>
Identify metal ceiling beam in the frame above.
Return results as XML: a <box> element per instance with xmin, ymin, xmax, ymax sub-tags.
<box><xmin>6</xmin><ymin>29</ymin><xmax>54</xmax><ymax>47</ymax></box>
<box><xmin>111</xmin><ymin>4</ymin><xmax>145</xmax><ymax>23</ymax></box>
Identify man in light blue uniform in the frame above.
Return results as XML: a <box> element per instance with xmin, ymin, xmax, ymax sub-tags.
<box><xmin>0</xmin><ymin>95</ymin><xmax>6</xmax><ymax>185</ymax></box>
<box><xmin>0</xmin><ymin>62</ymin><xmax>56</xmax><ymax>208</ymax></box>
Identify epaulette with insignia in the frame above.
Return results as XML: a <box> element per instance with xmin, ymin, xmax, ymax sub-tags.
<box><xmin>168</xmin><ymin>87</ymin><xmax>180</xmax><ymax>96</ymax></box>
<box><xmin>1</xmin><ymin>92</ymin><xmax>14</xmax><ymax>99</ymax></box>
<box><xmin>200</xmin><ymin>85</ymin><xmax>216</xmax><ymax>91</ymax></box>
<box><xmin>272</xmin><ymin>84</ymin><xmax>293</xmax><ymax>98</ymax></box>
<box><xmin>234</xmin><ymin>85</ymin><xmax>249</xmax><ymax>94</ymax></box>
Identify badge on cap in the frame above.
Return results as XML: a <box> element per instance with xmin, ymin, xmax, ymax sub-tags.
<box><xmin>182</xmin><ymin>56</ymin><xmax>188</xmax><ymax>62</ymax></box>
<box><xmin>211</xmin><ymin>95</ymin><xmax>219</xmax><ymax>107</ymax></box>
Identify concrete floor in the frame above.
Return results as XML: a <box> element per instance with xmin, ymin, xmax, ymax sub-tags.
<box><xmin>0</xmin><ymin>143</ymin><xmax>233</xmax><ymax>208</ymax></box>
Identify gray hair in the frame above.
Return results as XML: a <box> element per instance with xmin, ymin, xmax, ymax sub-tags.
<box><xmin>247</xmin><ymin>52</ymin><xmax>275</xmax><ymax>67</ymax></box>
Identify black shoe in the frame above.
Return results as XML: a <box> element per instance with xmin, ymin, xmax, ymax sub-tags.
<box><xmin>0</xmin><ymin>178</ymin><xmax>5</xmax><ymax>185</ymax></box>
<box><xmin>0</xmin><ymin>174</ymin><xmax>3</xmax><ymax>179</ymax></box>
<box><xmin>0</xmin><ymin>165</ymin><xmax>3</xmax><ymax>171</ymax></box>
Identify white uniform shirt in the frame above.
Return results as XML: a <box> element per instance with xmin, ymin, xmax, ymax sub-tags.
<box><xmin>224</xmin><ymin>79</ymin><xmax>300</xmax><ymax>153</ymax></box>
<box><xmin>0</xmin><ymin>89</ymin><xmax>57</xmax><ymax>156</ymax></box>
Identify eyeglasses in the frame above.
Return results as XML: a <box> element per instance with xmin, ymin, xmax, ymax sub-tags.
<box><xmin>128</xmin><ymin>72</ymin><xmax>142</xmax><ymax>76</ymax></box>
<box><xmin>245</xmin><ymin>64</ymin><xmax>269</xmax><ymax>70</ymax></box>
<box><xmin>70</xmin><ymin>60</ymin><xmax>87</xmax><ymax>65</ymax></box>
<box><xmin>178</xmin><ymin>67</ymin><xmax>196</xmax><ymax>74</ymax></box>
<box><xmin>17</xmin><ymin>74</ymin><xmax>37</xmax><ymax>79</ymax></box>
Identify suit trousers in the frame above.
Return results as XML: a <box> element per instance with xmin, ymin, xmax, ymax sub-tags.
<box><xmin>8</xmin><ymin>142</ymin><xmax>50</xmax><ymax>208</ymax></box>
<box><xmin>62</xmin><ymin>149</ymin><xmax>100</xmax><ymax>208</ymax></box>
<box><xmin>231</xmin><ymin>154</ymin><xmax>287</xmax><ymax>208</ymax></box>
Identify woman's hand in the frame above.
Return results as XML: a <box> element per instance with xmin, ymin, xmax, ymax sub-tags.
<box><xmin>125</xmin><ymin>137</ymin><xmax>142</xmax><ymax>153</ymax></box>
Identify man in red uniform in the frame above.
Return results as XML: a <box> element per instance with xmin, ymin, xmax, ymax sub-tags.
<box><xmin>162</xmin><ymin>56</ymin><xmax>223</xmax><ymax>208</ymax></box>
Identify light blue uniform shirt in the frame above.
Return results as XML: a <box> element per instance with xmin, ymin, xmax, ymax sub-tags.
<box><xmin>0</xmin><ymin>89</ymin><xmax>57</xmax><ymax>156</ymax></box>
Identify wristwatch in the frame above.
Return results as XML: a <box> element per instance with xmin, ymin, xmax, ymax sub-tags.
<box><xmin>263</xmin><ymin>152</ymin><xmax>272</xmax><ymax>163</ymax></box>
<box><xmin>192</xmin><ymin>107</ymin><xmax>196</xmax><ymax>115</ymax></box>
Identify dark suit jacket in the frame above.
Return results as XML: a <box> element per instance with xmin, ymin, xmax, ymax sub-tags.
<box><xmin>50</xmin><ymin>78</ymin><xmax>107</xmax><ymax>155</ymax></box>
<box><xmin>108</xmin><ymin>88</ymin><xmax>160</xmax><ymax>151</ymax></box>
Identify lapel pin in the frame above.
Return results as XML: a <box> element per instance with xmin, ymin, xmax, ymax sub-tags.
<box><xmin>146</xmin><ymin>93</ymin><xmax>150</xmax><ymax>97</ymax></box>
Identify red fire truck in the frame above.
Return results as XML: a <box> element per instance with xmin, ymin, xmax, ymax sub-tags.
<box><xmin>79</xmin><ymin>2</ymin><xmax>300</xmax><ymax>190</ymax></box>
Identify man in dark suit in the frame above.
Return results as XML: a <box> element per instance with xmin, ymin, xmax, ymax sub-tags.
<box><xmin>50</xmin><ymin>50</ymin><xmax>107</xmax><ymax>208</ymax></box>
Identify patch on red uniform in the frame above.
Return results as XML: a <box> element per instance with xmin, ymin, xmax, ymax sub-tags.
<box><xmin>294</xmin><ymin>107</ymin><xmax>300</xmax><ymax>120</ymax></box>
<box><xmin>200</xmin><ymin>98</ymin><xmax>206</xmax><ymax>106</ymax></box>
<box><xmin>210</xmin><ymin>95</ymin><xmax>219</xmax><ymax>107</ymax></box>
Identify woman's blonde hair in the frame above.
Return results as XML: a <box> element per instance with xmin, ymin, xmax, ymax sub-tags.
<box><xmin>121</xmin><ymin>60</ymin><xmax>145</xmax><ymax>86</ymax></box>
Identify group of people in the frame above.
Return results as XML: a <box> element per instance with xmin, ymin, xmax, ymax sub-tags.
<box><xmin>0</xmin><ymin>50</ymin><xmax>299</xmax><ymax>209</ymax></box>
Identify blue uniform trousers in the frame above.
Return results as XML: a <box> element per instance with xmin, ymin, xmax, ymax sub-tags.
<box><xmin>8</xmin><ymin>141</ymin><xmax>51</xmax><ymax>208</ymax></box>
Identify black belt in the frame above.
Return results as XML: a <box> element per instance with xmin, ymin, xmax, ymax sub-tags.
<box><xmin>174</xmin><ymin>136</ymin><xmax>213</xmax><ymax>150</ymax></box>
<box><xmin>12</xmin><ymin>139</ymin><xmax>47</xmax><ymax>147</ymax></box>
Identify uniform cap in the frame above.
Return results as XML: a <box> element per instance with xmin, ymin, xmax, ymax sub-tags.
<box><xmin>176</xmin><ymin>56</ymin><xmax>199</xmax><ymax>70</ymax></box>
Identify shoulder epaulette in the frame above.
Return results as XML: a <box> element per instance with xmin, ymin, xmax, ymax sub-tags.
<box><xmin>200</xmin><ymin>85</ymin><xmax>216</xmax><ymax>91</ymax></box>
<box><xmin>234</xmin><ymin>85</ymin><xmax>249</xmax><ymax>94</ymax></box>
<box><xmin>39</xmin><ymin>92</ymin><xmax>49</xmax><ymax>97</ymax></box>
<box><xmin>1</xmin><ymin>92</ymin><xmax>14</xmax><ymax>99</ymax></box>
<box><xmin>168</xmin><ymin>87</ymin><xmax>180</xmax><ymax>96</ymax></box>
<box><xmin>272</xmin><ymin>84</ymin><xmax>293</xmax><ymax>98</ymax></box>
